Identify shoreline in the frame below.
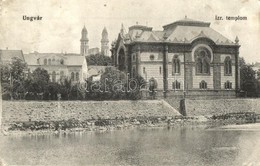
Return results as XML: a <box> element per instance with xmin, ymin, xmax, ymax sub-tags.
<box><xmin>1</xmin><ymin>116</ymin><xmax>257</xmax><ymax>137</ymax></box>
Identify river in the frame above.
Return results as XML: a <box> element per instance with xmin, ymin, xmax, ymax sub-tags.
<box><xmin>0</xmin><ymin>126</ymin><xmax>260</xmax><ymax>166</ymax></box>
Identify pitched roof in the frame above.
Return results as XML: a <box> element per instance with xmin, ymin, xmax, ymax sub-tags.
<box><xmin>0</xmin><ymin>49</ymin><xmax>24</xmax><ymax>63</ymax></box>
<box><xmin>165</xmin><ymin>25</ymin><xmax>234</xmax><ymax>44</ymax></box>
<box><xmin>123</xmin><ymin>17</ymin><xmax>235</xmax><ymax>45</ymax></box>
<box><xmin>23</xmin><ymin>52</ymin><xmax>84</xmax><ymax>66</ymax></box>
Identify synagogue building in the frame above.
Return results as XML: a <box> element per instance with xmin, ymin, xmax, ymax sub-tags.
<box><xmin>111</xmin><ymin>17</ymin><xmax>240</xmax><ymax>98</ymax></box>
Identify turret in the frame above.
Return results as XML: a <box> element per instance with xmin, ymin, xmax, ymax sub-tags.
<box><xmin>101</xmin><ymin>27</ymin><xmax>109</xmax><ymax>56</ymax></box>
<box><xmin>80</xmin><ymin>25</ymin><xmax>89</xmax><ymax>56</ymax></box>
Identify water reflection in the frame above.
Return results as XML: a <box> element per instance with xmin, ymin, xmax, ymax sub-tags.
<box><xmin>0</xmin><ymin>127</ymin><xmax>259</xmax><ymax>166</ymax></box>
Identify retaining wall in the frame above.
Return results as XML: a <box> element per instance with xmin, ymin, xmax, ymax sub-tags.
<box><xmin>1</xmin><ymin>100</ymin><xmax>180</xmax><ymax>124</ymax></box>
<box><xmin>185</xmin><ymin>98</ymin><xmax>260</xmax><ymax>116</ymax></box>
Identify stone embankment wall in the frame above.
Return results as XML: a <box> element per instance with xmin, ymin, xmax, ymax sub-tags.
<box><xmin>185</xmin><ymin>98</ymin><xmax>260</xmax><ymax>116</ymax></box>
<box><xmin>1</xmin><ymin>100</ymin><xmax>180</xmax><ymax>124</ymax></box>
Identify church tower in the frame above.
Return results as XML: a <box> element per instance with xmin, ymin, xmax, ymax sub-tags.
<box><xmin>80</xmin><ymin>26</ymin><xmax>89</xmax><ymax>56</ymax></box>
<box><xmin>101</xmin><ymin>27</ymin><xmax>109</xmax><ymax>56</ymax></box>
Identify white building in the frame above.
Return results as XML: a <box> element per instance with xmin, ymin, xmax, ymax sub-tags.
<box><xmin>24</xmin><ymin>52</ymin><xmax>88</xmax><ymax>83</ymax></box>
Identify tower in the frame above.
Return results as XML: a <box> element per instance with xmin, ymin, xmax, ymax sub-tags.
<box><xmin>101</xmin><ymin>27</ymin><xmax>109</xmax><ymax>56</ymax></box>
<box><xmin>80</xmin><ymin>26</ymin><xmax>89</xmax><ymax>56</ymax></box>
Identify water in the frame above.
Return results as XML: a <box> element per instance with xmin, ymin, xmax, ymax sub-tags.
<box><xmin>0</xmin><ymin>127</ymin><xmax>260</xmax><ymax>166</ymax></box>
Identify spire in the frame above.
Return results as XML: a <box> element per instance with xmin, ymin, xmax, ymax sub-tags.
<box><xmin>120</xmin><ymin>23</ymin><xmax>125</xmax><ymax>36</ymax></box>
<box><xmin>101</xmin><ymin>27</ymin><xmax>109</xmax><ymax>56</ymax></box>
<box><xmin>80</xmin><ymin>25</ymin><xmax>89</xmax><ymax>56</ymax></box>
<box><xmin>82</xmin><ymin>25</ymin><xmax>87</xmax><ymax>34</ymax></box>
<box><xmin>81</xmin><ymin>25</ymin><xmax>88</xmax><ymax>41</ymax></box>
<box><xmin>235</xmin><ymin>36</ymin><xmax>239</xmax><ymax>44</ymax></box>
<box><xmin>102</xmin><ymin>27</ymin><xmax>108</xmax><ymax>35</ymax></box>
<box><xmin>101</xmin><ymin>27</ymin><xmax>108</xmax><ymax>42</ymax></box>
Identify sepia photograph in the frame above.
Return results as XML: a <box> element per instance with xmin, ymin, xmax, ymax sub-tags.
<box><xmin>0</xmin><ymin>0</ymin><xmax>260</xmax><ymax>165</ymax></box>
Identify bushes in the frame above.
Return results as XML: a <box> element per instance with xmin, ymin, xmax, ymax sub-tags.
<box><xmin>1</xmin><ymin>64</ymin><xmax>144</xmax><ymax>101</ymax></box>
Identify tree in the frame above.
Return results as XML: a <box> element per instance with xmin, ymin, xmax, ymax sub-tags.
<box><xmin>60</xmin><ymin>78</ymin><xmax>73</xmax><ymax>100</ymax></box>
<box><xmin>240</xmin><ymin>64</ymin><xmax>257</xmax><ymax>97</ymax></box>
<box><xmin>239</xmin><ymin>57</ymin><xmax>246</xmax><ymax>67</ymax></box>
<box><xmin>86</xmin><ymin>54</ymin><xmax>112</xmax><ymax>66</ymax></box>
<box><xmin>85</xmin><ymin>67</ymin><xmax>144</xmax><ymax>100</ymax></box>
<box><xmin>31</xmin><ymin>68</ymin><xmax>49</xmax><ymax>92</ymax></box>
<box><xmin>0</xmin><ymin>57</ymin><xmax>27</xmax><ymax>100</ymax></box>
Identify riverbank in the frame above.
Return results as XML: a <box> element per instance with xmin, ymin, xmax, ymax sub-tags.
<box><xmin>1</xmin><ymin>115</ymin><xmax>256</xmax><ymax>136</ymax></box>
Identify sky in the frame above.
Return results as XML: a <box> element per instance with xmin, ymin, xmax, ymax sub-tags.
<box><xmin>0</xmin><ymin>0</ymin><xmax>259</xmax><ymax>63</ymax></box>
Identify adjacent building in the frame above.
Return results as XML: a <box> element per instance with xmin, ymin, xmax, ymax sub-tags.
<box><xmin>0</xmin><ymin>49</ymin><xmax>24</xmax><ymax>65</ymax></box>
<box><xmin>111</xmin><ymin>17</ymin><xmax>240</xmax><ymax>98</ymax></box>
<box><xmin>24</xmin><ymin>52</ymin><xmax>88</xmax><ymax>83</ymax></box>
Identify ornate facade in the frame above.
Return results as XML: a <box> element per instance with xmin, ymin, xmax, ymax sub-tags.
<box><xmin>111</xmin><ymin>18</ymin><xmax>240</xmax><ymax>98</ymax></box>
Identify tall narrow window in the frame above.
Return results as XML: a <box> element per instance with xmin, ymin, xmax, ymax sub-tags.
<box><xmin>76</xmin><ymin>72</ymin><xmax>79</xmax><ymax>81</ymax></box>
<box><xmin>44</xmin><ymin>59</ymin><xmax>47</xmax><ymax>65</ymax></box>
<box><xmin>172</xmin><ymin>55</ymin><xmax>180</xmax><ymax>74</ymax></box>
<box><xmin>132</xmin><ymin>54</ymin><xmax>136</xmax><ymax>62</ymax></box>
<box><xmin>52</xmin><ymin>71</ymin><xmax>56</xmax><ymax>82</ymax></box>
<box><xmin>52</xmin><ymin>58</ymin><xmax>55</xmax><ymax>65</ymax></box>
<box><xmin>172</xmin><ymin>81</ymin><xmax>181</xmax><ymax>90</ymax></box>
<box><xmin>196</xmin><ymin>58</ymin><xmax>203</xmax><ymax>73</ymax></box>
<box><xmin>48</xmin><ymin>59</ymin><xmax>51</xmax><ymax>65</ymax></box>
<box><xmin>71</xmin><ymin>72</ymin><xmax>75</xmax><ymax>81</ymax></box>
<box><xmin>132</xmin><ymin>67</ymin><xmax>136</xmax><ymax>77</ymax></box>
<box><xmin>60</xmin><ymin>71</ymin><xmax>64</xmax><ymax>81</ymax></box>
<box><xmin>199</xmin><ymin>80</ymin><xmax>207</xmax><ymax>89</ymax></box>
<box><xmin>159</xmin><ymin>66</ymin><xmax>162</xmax><ymax>75</ymax></box>
<box><xmin>143</xmin><ymin>67</ymin><xmax>146</xmax><ymax>74</ymax></box>
<box><xmin>224</xmin><ymin>57</ymin><xmax>232</xmax><ymax>75</ymax></box>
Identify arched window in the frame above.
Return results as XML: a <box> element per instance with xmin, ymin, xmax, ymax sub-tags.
<box><xmin>76</xmin><ymin>72</ymin><xmax>79</xmax><ymax>81</ymax></box>
<box><xmin>143</xmin><ymin>67</ymin><xmax>146</xmax><ymax>74</ymax></box>
<box><xmin>195</xmin><ymin>47</ymin><xmax>211</xmax><ymax>74</ymax></box>
<box><xmin>48</xmin><ymin>59</ymin><xmax>51</xmax><ymax>65</ymax></box>
<box><xmin>71</xmin><ymin>72</ymin><xmax>75</xmax><ymax>81</ymax></box>
<box><xmin>224</xmin><ymin>57</ymin><xmax>232</xmax><ymax>75</ymax></box>
<box><xmin>52</xmin><ymin>58</ymin><xmax>55</xmax><ymax>65</ymax></box>
<box><xmin>196</xmin><ymin>58</ymin><xmax>203</xmax><ymax>73</ymax></box>
<box><xmin>172</xmin><ymin>81</ymin><xmax>181</xmax><ymax>90</ymax></box>
<box><xmin>44</xmin><ymin>59</ymin><xmax>47</xmax><ymax>65</ymax></box>
<box><xmin>60</xmin><ymin>59</ymin><xmax>64</xmax><ymax>65</ymax></box>
<box><xmin>199</xmin><ymin>80</ymin><xmax>207</xmax><ymax>89</ymax></box>
<box><xmin>172</xmin><ymin>55</ymin><xmax>180</xmax><ymax>74</ymax></box>
<box><xmin>203</xmin><ymin>61</ymin><xmax>209</xmax><ymax>73</ymax></box>
<box><xmin>60</xmin><ymin>71</ymin><xmax>64</xmax><ymax>81</ymax></box>
<box><xmin>224</xmin><ymin>81</ymin><xmax>232</xmax><ymax>89</ymax></box>
<box><xmin>52</xmin><ymin>71</ymin><xmax>56</xmax><ymax>82</ymax></box>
